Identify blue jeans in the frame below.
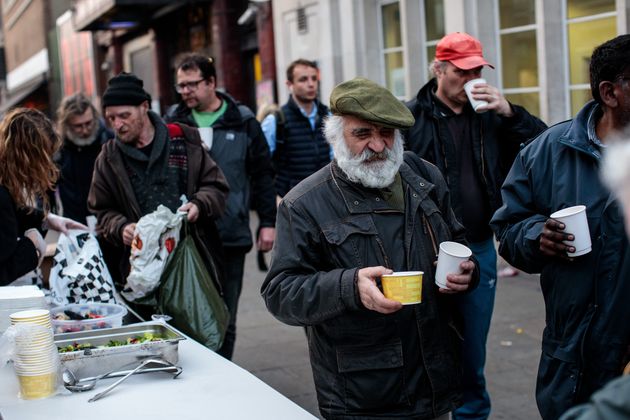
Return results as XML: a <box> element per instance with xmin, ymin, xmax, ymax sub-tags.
<box><xmin>452</xmin><ymin>238</ymin><xmax>497</xmax><ymax>420</ymax></box>
<box><xmin>216</xmin><ymin>249</ymin><xmax>246</xmax><ymax>360</ymax></box>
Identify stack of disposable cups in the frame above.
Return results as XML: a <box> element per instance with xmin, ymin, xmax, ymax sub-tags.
<box><xmin>9</xmin><ymin>309</ymin><xmax>58</xmax><ymax>399</ymax></box>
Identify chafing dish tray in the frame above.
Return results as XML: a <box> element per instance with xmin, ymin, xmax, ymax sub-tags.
<box><xmin>54</xmin><ymin>321</ymin><xmax>185</xmax><ymax>378</ymax></box>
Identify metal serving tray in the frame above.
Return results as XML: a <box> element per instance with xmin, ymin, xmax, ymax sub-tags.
<box><xmin>54</xmin><ymin>322</ymin><xmax>186</xmax><ymax>378</ymax></box>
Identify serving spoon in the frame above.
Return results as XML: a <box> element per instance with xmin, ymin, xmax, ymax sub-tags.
<box><xmin>88</xmin><ymin>358</ymin><xmax>181</xmax><ymax>402</ymax></box>
<box><xmin>63</xmin><ymin>358</ymin><xmax>181</xmax><ymax>392</ymax></box>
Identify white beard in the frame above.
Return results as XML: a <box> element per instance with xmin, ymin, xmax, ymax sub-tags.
<box><xmin>65</xmin><ymin>125</ymin><xmax>99</xmax><ymax>147</ymax></box>
<box><xmin>331</xmin><ymin>128</ymin><xmax>404</xmax><ymax>189</ymax></box>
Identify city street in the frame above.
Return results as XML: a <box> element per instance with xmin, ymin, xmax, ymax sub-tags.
<box><xmin>233</xmin><ymin>236</ymin><xmax>545</xmax><ymax>419</ymax></box>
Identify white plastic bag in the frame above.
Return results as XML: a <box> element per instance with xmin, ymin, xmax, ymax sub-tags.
<box><xmin>49</xmin><ymin>230</ymin><xmax>116</xmax><ymax>305</ymax></box>
<box><xmin>122</xmin><ymin>205</ymin><xmax>185</xmax><ymax>302</ymax></box>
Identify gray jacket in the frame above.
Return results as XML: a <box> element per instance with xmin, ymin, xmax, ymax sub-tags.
<box><xmin>165</xmin><ymin>92</ymin><xmax>276</xmax><ymax>249</ymax></box>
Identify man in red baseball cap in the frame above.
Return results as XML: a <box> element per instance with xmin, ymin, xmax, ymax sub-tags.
<box><xmin>404</xmin><ymin>32</ymin><xmax>547</xmax><ymax>420</ymax></box>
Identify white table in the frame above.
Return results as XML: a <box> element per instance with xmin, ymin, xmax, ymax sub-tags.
<box><xmin>0</xmin><ymin>335</ymin><xmax>316</xmax><ymax>420</ymax></box>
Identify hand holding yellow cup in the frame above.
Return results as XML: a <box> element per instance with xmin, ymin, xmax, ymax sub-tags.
<box><xmin>381</xmin><ymin>271</ymin><xmax>423</xmax><ymax>305</ymax></box>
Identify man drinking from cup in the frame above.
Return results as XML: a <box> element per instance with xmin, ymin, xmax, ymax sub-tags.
<box><xmin>491</xmin><ymin>35</ymin><xmax>630</xmax><ymax>419</ymax></box>
<box><xmin>404</xmin><ymin>32</ymin><xmax>547</xmax><ymax>420</ymax></box>
<box><xmin>262</xmin><ymin>77</ymin><xmax>479</xmax><ymax>419</ymax></box>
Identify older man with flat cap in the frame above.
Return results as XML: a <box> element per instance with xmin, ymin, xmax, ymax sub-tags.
<box><xmin>262</xmin><ymin>77</ymin><xmax>479</xmax><ymax>419</ymax></box>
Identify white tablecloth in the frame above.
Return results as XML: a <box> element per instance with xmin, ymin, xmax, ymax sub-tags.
<box><xmin>0</xmin><ymin>334</ymin><xmax>316</xmax><ymax>420</ymax></box>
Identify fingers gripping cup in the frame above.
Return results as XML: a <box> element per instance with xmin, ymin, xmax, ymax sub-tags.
<box><xmin>550</xmin><ymin>205</ymin><xmax>592</xmax><ymax>257</ymax></box>
<box><xmin>435</xmin><ymin>241</ymin><xmax>473</xmax><ymax>289</ymax></box>
<box><xmin>464</xmin><ymin>78</ymin><xmax>488</xmax><ymax>113</ymax></box>
<box><xmin>381</xmin><ymin>271</ymin><xmax>423</xmax><ymax>304</ymax></box>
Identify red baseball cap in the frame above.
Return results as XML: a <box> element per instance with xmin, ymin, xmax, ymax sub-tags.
<box><xmin>435</xmin><ymin>32</ymin><xmax>494</xmax><ymax>70</ymax></box>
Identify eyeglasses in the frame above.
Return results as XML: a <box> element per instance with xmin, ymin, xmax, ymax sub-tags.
<box><xmin>175</xmin><ymin>79</ymin><xmax>207</xmax><ymax>93</ymax></box>
<box><xmin>614</xmin><ymin>75</ymin><xmax>630</xmax><ymax>85</ymax></box>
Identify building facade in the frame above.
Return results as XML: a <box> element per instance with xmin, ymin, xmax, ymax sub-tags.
<box><xmin>0</xmin><ymin>0</ymin><xmax>72</xmax><ymax>114</ymax></box>
<box><xmin>272</xmin><ymin>0</ymin><xmax>630</xmax><ymax>125</ymax></box>
<box><xmin>71</xmin><ymin>0</ymin><xmax>276</xmax><ymax>114</ymax></box>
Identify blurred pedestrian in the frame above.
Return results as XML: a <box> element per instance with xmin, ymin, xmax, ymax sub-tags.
<box><xmin>55</xmin><ymin>93</ymin><xmax>113</xmax><ymax>224</ymax></box>
<box><xmin>559</xmin><ymin>134</ymin><xmax>630</xmax><ymax>420</ymax></box>
<box><xmin>165</xmin><ymin>53</ymin><xmax>276</xmax><ymax>359</ymax></box>
<box><xmin>491</xmin><ymin>34</ymin><xmax>630</xmax><ymax>419</ymax></box>
<box><xmin>262</xmin><ymin>77</ymin><xmax>479</xmax><ymax>419</ymax></box>
<box><xmin>88</xmin><ymin>73</ymin><xmax>229</xmax><ymax>315</ymax></box>
<box><xmin>0</xmin><ymin>108</ymin><xmax>88</xmax><ymax>285</ymax></box>
<box><xmin>261</xmin><ymin>58</ymin><xmax>331</xmax><ymax>198</ymax></box>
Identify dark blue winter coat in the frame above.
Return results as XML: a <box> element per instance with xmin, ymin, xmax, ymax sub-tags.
<box><xmin>274</xmin><ymin>96</ymin><xmax>330</xmax><ymax>197</ymax></box>
<box><xmin>490</xmin><ymin>101</ymin><xmax>630</xmax><ymax>419</ymax></box>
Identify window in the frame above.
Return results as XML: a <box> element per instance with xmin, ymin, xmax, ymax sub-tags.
<box><xmin>380</xmin><ymin>1</ymin><xmax>405</xmax><ymax>97</ymax></box>
<box><xmin>423</xmin><ymin>0</ymin><xmax>445</xmax><ymax>80</ymax></box>
<box><xmin>566</xmin><ymin>0</ymin><xmax>616</xmax><ymax>115</ymax></box>
<box><xmin>498</xmin><ymin>0</ymin><xmax>540</xmax><ymax>116</ymax></box>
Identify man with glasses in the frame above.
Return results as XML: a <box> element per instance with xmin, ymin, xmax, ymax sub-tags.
<box><xmin>165</xmin><ymin>53</ymin><xmax>276</xmax><ymax>360</ymax></box>
<box><xmin>404</xmin><ymin>32</ymin><xmax>547</xmax><ymax>420</ymax></box>
<box><xmin>491</xmin><ymin>34</ymin><xmax>630</xmax><ymax>419</ymax></box>
<box><xmin>55</xmin><ymin>92</ymin><xmax>113</xmax><ymax>224</ymax></box>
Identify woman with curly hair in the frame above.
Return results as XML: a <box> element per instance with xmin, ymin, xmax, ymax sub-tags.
<box><xmin>0</xmin><ymin>107</ymin><xmax>87</xmax><ymax>285</ymax></box>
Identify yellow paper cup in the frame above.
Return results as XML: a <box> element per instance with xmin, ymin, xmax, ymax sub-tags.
<box><xmin>381</xmin><ymin>271</ymin><xmax>423</xmax><ymax>304</ymax></box>
<box><xmin>17</xmin><ymin>372</ymin><xmax>56</xmax><ymax>400</ymax></box>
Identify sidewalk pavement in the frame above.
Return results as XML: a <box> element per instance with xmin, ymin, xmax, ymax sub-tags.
<box><xmin>233</xmin><ymin>248</ymin><xmax>545</xmax><ymax>419</ymax></box>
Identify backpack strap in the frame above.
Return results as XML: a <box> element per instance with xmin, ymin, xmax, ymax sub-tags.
<box><xmin>272</xmin><ymin>109</ymin><xmax>286</xmax><ymax>170</ymax></box>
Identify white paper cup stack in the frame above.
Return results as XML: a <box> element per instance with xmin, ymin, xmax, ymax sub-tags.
<box><xmin>9</xmin><ymin>309</ymin><xmax>58</xmax><ymax>399</ymax></box>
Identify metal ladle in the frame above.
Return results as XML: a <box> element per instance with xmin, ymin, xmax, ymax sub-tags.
<box><xmin>63</xmin><ymin>358</ymin><xmax>181</xmax><ymax>392</ymax></box>
<box><xmin>88</xmin><ymin>358</ymin><xmax>181</xmax><ymax>402</ymax></box>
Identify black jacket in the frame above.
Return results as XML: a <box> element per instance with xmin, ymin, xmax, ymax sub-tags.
<box><xmin>262</xmin><ymin>153</ymin><xmax>480</xmax><ymax>419</ymax></box>
<box><xmin>165</xmin><ymin>92</ymin><xmax>276</xmax><ymax>250</ymax></box>
<box><xmin>491</xmin><ymin>101</ymin><xmax>630</xmax><ymax>419</ymax></box>
<box><xmin>0</xmin><ymin>186</ymin><xmax>42</xmax><ymax>285</ymax></box>
<box><xmin>404</xmin><ymin>78</ymin><xmax>547</xmax><ymax>232</ymax></box>
<box><xmin>56</xmin><ymin>122</ymin><xmax>112</xmax><ymax>223</ymax></box>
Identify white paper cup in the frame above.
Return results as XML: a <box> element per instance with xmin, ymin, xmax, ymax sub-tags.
<box><xmin>550</xmin><ymin>205</ymin><xmax>592</xmax><ymax>257</ymax></box>
<box><xmin>435</xmin><ymin>241</ymin><xmax>472</xmax><ymax>289</ymax></box>
<box><xmin>464</xmin><ymin>78</ymin><xmax>488</xmax><ymax>113</ymax></box>
<box><xmin>198</xmin><ymin>127</ymin><xmax>213</xmax><ymax>150</ymax></box>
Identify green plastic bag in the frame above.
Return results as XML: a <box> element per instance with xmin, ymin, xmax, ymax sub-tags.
<box><xmin>157</xmin><ymin>223</ymin><xmax>229</xmax><ymax>350</ymax></box>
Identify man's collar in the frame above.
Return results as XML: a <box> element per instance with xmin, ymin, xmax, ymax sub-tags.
<box><xmin>289</xmin><ymin>95</ymin><xmax>318</xmax><ymax>117</ymax></box>
<box><xmin>330</xmin><ymin>161</ymin><xmax>434</xmax><ymax>214</ymax></box>
<box><xmin>587</xmin><ymin>103</ymin><xmax>606</xmax><ymax>148</ymax></box>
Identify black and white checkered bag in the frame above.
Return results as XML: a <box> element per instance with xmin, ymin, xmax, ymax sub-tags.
<box><xmin>49</xmin><ymin>230</ymin><xmax>117</xmax><ymax>305</ymax></box>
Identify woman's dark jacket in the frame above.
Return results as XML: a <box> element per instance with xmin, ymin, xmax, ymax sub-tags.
<box><xmin>490</xmin><ymin>101</ymin><xmax>630</xmax><ymax>419</ymax></box>
<box><xmin>262</xmin><ymin>153</ymin><xmax>480</xmax><ymax>419</ymax></box>
<box><xmin>0</xmin><ymin>186</ymin><xmax>42</xmax><ymax>285</ymax></box>
<box><xmin>404</xmin><ymin>78</ymin><xmax>547</xmax><ymax>226</ymax></box>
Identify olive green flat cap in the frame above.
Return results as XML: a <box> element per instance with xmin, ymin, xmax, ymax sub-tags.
<box><xmin>329</xmin><ymin>77</ymin><xmax>415</xmax><ymax>129</ymax></box>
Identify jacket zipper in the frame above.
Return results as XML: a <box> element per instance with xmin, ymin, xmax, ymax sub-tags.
<box><xmin>422</xmin><ymin>214</ymin><xmax>439</xmax><ymax>257</ymax></box>
<box><xmin>375</xmin><ymin>236</ymin><xmax>391</xmax><ymax>268</ymax></box>
<box><xmin>479</xmin><ymin>123</ymin><xmax>486</xmax><ymax>183</ymax></box>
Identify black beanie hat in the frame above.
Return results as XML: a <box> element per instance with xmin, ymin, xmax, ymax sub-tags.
<box><xmin>102</xmin><ymin>72</ymin><xmax>151</xmax><ymax>108</ymax></box>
